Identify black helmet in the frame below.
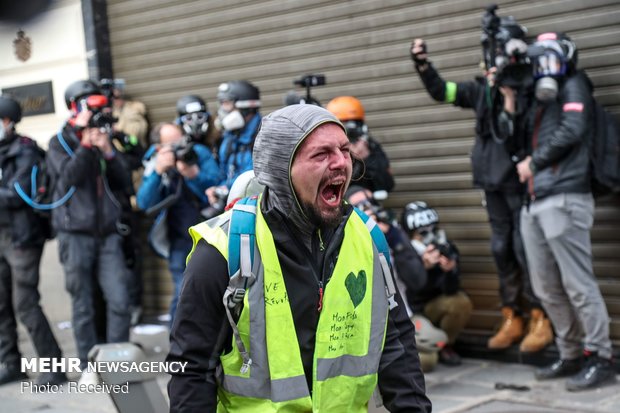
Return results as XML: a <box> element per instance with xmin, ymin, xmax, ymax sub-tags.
<box><xmin>400</xmin><ymin>201</ymin><xmax>440</xmax><ymax>234</ymax></box>
<box><xmin>0</xmin><ymin>95</ymin><xmax>22</xmax><ymax>123</ymax></box>
<box><xmin>176</xmin><ymin>94</ymin><xmax>207</xmax><ymax>116</ymax></box>
<box><xmin>217</xmin><ymin>80</ymin><xmax>260</xmax><ymax>109</ymax></box>
<box><xmin>64</xmin><ymin>80</ymin><xmax>101</xmax><ymax>109</ymax></box>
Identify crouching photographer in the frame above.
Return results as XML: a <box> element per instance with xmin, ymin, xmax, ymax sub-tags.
<box><xmin>400</xmin><ymin>202</ymin><xmax>473</xmax><ymax>367</ymax></box>
<box><xmin>137</xmin><ymin>122</ymin><xmax>220</xmax><ymax>324</ymax></box>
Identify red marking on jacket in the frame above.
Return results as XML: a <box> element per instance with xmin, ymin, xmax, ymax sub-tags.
<box><xmin>563</xmin><ymin>102</ymin><xmax>584</xmax><ymax>112</ymax></box>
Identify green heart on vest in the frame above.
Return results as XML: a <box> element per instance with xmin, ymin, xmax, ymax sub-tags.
<box><xmin>345</xmin><ymin>270</ymin><xmax>367</xmax><ymax>308</ymax></box>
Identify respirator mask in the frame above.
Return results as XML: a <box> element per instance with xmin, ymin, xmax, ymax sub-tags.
<box><xmin>217</xmin><ymin>107</ymin><xmax>245</xmax><ymax>131</ymax></box>
<box><xmin>0</xmin><ymin>122</ymin><xmax>12</xmax><ymax>141</ymax></box>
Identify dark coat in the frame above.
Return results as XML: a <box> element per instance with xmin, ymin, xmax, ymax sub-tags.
<box><xmin>46</xmin><ymin>124</ymin><xmax>131</xmax><ymax>236</ymax></box>
<box><xmin>0</xmin><ymin>134</ymin><xmax>47</xmax><ymax>247</ymax></box>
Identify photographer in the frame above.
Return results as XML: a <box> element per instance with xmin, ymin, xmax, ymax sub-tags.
<box><xmin>206</xmin><ymin>80</ymin><xmax>261</xmax><ymax>210</ymax></box>
<box><xmin>175</xmin><ymin>94</ymin><xmax>220</xmax><ymax>150</ymax></box>
<box><xmin>514</xmin><ymin>33</ymin><xmax>615</xmax><ymax>391</ymax></box>
<box><xmin>326</xmin><ymin>96</ymin><xmax>395</xmax><ymax>193</ymax></box>
<box><xmin>46</xmin><ymin>80</ymin><xmax>132</xmax><ymax>384</ymax></box>
<box><xmin>400</xmin><ymin>202</ymin><xmax>473</xmax><ymax>366</ymax></box>
<box><xmin>137</xmin><ymin>122</ymin><xmax>219</xmax><ymax>324</ymax></box>
<box><xmin>410</xmin><ymin>10</ymin><xmax>553</xmax><ymax>353</ymax></box>
<box><xmin>0</xmin><ymin>96</ymin><xmax>65</xmax><ymax>387</ymax></box>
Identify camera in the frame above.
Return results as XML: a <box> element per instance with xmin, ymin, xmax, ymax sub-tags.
<box><xmin>421</xmin><ymin>228</ymin><xmax>458</xmax><ymax>261</ymax></box>
<box><xmin>170</xmin><ymin>139</ymin><xmax>198</xmax><ymax>166</ymax></box>
<box><xmin>480</xmin><ymin>5</ymin><xmax>531</xmax><ymax>88</ymax></box>
<box><xmin>201</xmin><ymin>187</ymin><xmax>229</xmax><ymax>219</ymax></box>
<box><xmin>78</xmin><ymin>94</ymin><xmax>115</xmax><ymax>129</ymax></box>
<box><xmin>286</xmin><ymin>74</ymin><xmax>326</xmax><ymax>106</ymax></box>
<box><xmin>293</xmin><ymin>74</ymin><xmax>326</xmax><ymax>88</ymax></box>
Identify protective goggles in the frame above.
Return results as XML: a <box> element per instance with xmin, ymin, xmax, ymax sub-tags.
<box><xmin>180</xmin><ymin>111</ymin><xmax>209</xmax><ymax>125</ymax></box>
<box><xmin>343</xmin><ymin>120</ymin><xmax>368</xmax><ymax>143</ymax></box>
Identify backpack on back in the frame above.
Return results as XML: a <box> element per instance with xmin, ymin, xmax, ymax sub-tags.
<box><xmin>590</xmin><ymin>99</ymin><xmax>620</xmax><ymax>197</ymax></box>
<box><xmin>13</xmin><ymin>132</ymin><xmax>76</xmax><ymax>238</ymax></box>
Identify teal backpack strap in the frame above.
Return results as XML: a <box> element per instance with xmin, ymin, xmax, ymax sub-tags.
<box><xmin>223</xmin><ymin>195</ymin><xmax>259</xmax><ymax>374</ymax></box>
<box><xmin>353</xmin><ymin>207</ymin><xmax>398</xmax><ymax>310</ymax></box>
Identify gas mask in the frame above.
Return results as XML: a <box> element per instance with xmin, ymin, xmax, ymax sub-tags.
<box><xmin>218</xmin><ymin>107</ymin><xmax>245</xmax><ymax>131</ymax></box>
<box><xmin>0</xmin><ymin>122</ymin><xmax>14</xmax><ymax>142</ymax></box>
<box><xmin>535</xmin><ymin>77</ymin><xmax>559</xmax><ymax>102</ymax></box>
<box><xmin>181</xmin><ymin>112</ymin><xmax>209</xmax><ymax>138</ymax></box>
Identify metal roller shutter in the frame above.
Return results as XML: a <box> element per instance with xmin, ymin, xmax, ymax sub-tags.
<box><xmin>107</xmin><ymin>0</ymin><xmax>620</xmax><ymax>344</ymax></box>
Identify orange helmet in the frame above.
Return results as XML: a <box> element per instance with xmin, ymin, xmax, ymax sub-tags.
<box><xmin>326</xmin><ymin>96</ymin><xmax>365</xmax><ymax>121</ymax></box>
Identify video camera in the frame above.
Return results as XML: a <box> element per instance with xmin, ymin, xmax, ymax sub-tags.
<box><xmin>288</xmin><ymin>74</ymin><xmax>326</xmax><ymax>106</ymax></box>
<box><xmin>480</xmin><ymin>4</ymin><xmax>531</xmax><ymax>88</ymax></box>
<box><xmin>78</xmin><ymin>94</ymin><xmax>116</xmax><ymax>129</ymax></box>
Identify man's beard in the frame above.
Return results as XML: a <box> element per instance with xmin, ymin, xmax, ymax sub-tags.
<box><xmin>301</xmin><ymin>199</ymin><xmax>345</xmax><ymax>229</ymax></box>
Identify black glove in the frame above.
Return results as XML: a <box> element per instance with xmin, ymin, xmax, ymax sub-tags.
<box><xmin>410</xmin><ymin>41</ymin><xmax>428</xmax><ymax>66</ymax></box>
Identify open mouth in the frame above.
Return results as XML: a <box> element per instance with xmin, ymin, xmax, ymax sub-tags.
<box><xmin>320</xmin><ymin>178</ymin><xmax>346</xmax><ymax>207</ymax></box>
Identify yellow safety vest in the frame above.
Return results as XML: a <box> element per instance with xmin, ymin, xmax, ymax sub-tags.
<box><xmin>189</xmin><ymin>201</ymin><xmax>390</xmax><ymax>412</ymax></box>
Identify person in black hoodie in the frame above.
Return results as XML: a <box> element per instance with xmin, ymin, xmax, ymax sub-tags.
<box><xmin>514</xmin><ymin>32</ymin><xmax>615</xmax><ymax>392</ymax></box>
<box><xmin>410</xmin><ymin>25</ymin><xmax>554</xmax><ymax>353</ymax></box>
<box><xmin>46</xmin><ymin>80</ymin><xmax>131</xmax><ymax>382</ymax></box>
<box><xmin>167</xmin><ymin>104</ymin><xmax>431</xmax><ymax>412</ymax></box>
<box><xmin>0</xmin><ymin>96</ymin><xmax>65</xmax><ymax>386</ymax></box>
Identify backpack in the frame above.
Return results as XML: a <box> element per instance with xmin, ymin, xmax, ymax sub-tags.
<box><xmin>220</xmin><ymin>195</ymin><xmax>398</xmax><ymax>373</ymax></box>
<box><xmin>13</xmin><ymin>131</ymin><xmax>77</xmax><ymax>238</ymax></box>
<box><xmin>590</xmin><ymin>99</ymin><xmax>620</xmax><ymax>197</ymax></box>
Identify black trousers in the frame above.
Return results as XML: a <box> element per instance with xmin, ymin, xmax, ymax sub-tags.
<box><xmin>0</xmin><ymin>229</ymin><xmax>62</xmax><ymax>367</ymax></box>
<box><xmin>484</xmin><ymin>190</ymin><xmax>541</xmax><ymax>312</ymax></box>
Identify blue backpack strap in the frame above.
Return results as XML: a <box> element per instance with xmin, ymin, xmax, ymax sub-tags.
<box><xmin>353</xmin><ymin>207</ymin><xmax>398</xmax><ymax>310</ymax></box>
<box><xmin>224</xmin><ymin>195</ymin><xmax>259</xmax><ymax>373</ymax></box>
<box><xmin>227</xmin><ymin>196</ymin><xmax>258</xmax><ymax>280</ymax></box>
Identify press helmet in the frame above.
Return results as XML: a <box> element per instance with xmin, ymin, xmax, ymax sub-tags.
<box><xmin>176</xmin><ymin>94</ymin><xmax>207</xmax><ymax>116</ymax></box>
<box><xmin>217</xmin><ymin>80</ymin><xmax>260</xmax><ymax>109</ymax></box>
<box><xmin>64</xmin><ymin>80</ymin><xmax>101</xmax><ymax>109</ymax></box>
<box><xmin>400</xmin><ymin>201</ymin><xmax>440</xmax><ymax>234</ymax></box>
<box><xmin>0</xmin><ymin>95</ymin><xmax>22</xmax><ymax>123</ymax></box>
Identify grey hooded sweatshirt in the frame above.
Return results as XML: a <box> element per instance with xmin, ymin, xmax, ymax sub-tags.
<box><xmin>253</xmin><ymin>104</ymin><xmax>346</xmax><ymax>250</ymax></box>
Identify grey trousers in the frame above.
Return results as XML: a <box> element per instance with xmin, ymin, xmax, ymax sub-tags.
<box><xmin>0</xmin><ymin>229</ymin><xmax>62</xmax><ymax>366</ymax></box>
<box><xmin>520</xmin><ymin>193</ymin><xmax>612</xmax><ymax>360</ymax></box>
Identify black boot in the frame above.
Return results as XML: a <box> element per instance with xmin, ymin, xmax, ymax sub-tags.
<box><xmin>566</xmin><ymin>353</ymin><xmax>617</xmax><ymax>391</ymax></box>
<box><xmin>0</xmin><ymin>364</ymin><xmax>28</xmax><ymax>385</ymax></box>
<box><xmin>535</xmin><ymin>358</ymin><xmax>582</xmax><ymax>380</ymax></box>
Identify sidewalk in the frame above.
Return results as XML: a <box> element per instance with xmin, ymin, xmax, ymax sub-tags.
<box><xmin>1</xmin><ymin>240</ymin><xmax>618</xmax><ymax>412</ymax></box>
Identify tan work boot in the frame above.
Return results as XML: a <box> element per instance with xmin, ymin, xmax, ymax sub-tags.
<box><xmin>519</xmin><ymin>308</ymin><xmax>554</xmax><ymax>352</ymax></box>
<box><xmin>488</xmin><ymin>307</ymin><xmax>524</xmax><ymax>349</ymax></box>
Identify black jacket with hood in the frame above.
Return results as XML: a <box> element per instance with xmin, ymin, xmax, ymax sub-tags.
<box><xmin>0</xmin><ymin>133</ymin><xmax>47</xmax><ymax>247</ymax></box>
<box><xmin>526</xmin><ymin>70</ymin><xmax>593</xmax><ymax>199</ymax></box>
<box><xmin>167</xmin><ymin>104</ymin><xmax>431</xmax><ymax>412</ymax></box>
<box><xmin>46</xmin><ymin>123</ymin><xmax>131</xmax><ymax>236</ymax></box>
<box><xmin>416</xmin><ymin>63</ymin><xmax>523</xmax><ymax>193</ymax></box>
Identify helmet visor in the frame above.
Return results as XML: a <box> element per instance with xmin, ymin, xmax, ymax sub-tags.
<box><xmin>533</xmin><ymin>51</ymin><xmax>565</xmax><ymax>79</ymax></box>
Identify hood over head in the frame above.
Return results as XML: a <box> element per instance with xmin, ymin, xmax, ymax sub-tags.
<box><xmin>253</xmin><ymin>104</ymin><xmax>346</xmax><ymax>245</ymax></box>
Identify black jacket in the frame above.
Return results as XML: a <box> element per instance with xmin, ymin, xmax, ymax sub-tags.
<box><xmin>0</xmin><ymin>134</ymin><xmax>47</xmax><ymax>247</ymax></box>
<box><xmin>417</xmin><ymin>63</ymin><xmax>523</xmax><ymax>193</ymax></box>
<box><xmin>46</xmin><ymin>124</ymin><xmax>131</xmax><ymax>236</ymax></box>
<box><xmin>527</xmin><ymin>71</ymin><xmax>593</xmax><ymax>199</ymax></box>
<box><xmin>354</xmin><ymin>136</ymin><xmax>395</xmax><ymax>193</ymax></box>
<box><xmin>167</xmin><ymin>203</ymin><xmax>431</xmax><ymax>413</ymax></box>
